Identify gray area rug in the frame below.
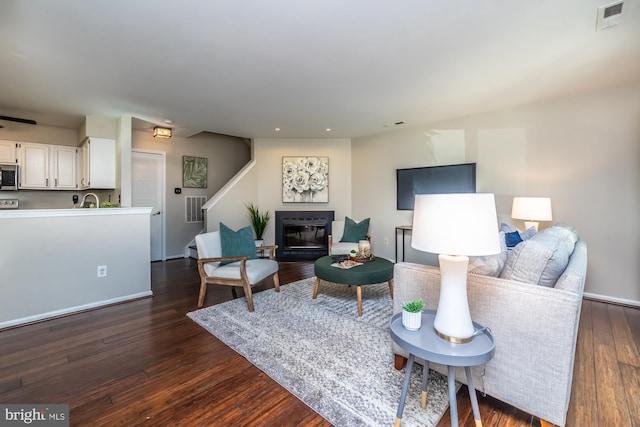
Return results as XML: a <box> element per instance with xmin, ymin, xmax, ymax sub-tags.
<box><xmin>187</xmin><ymin>278</ymin><xmax>450</xmax><ymax>427</ymax></box>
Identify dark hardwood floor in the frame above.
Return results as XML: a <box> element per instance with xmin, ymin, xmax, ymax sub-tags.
<box><xmin>1</xmin><ymin>258</ymin><xmax>638</xmax><ymax>426</ymax></box>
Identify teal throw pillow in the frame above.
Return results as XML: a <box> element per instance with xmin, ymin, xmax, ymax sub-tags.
<box><xmin>340</xmin><ymin>217</ymin><xmax>370</xmax><ymax>243</ymax></box>
<box><xmin>219</xmin><ymin>223</ymin><xmax>257</xmax><ymax>265</ymax></box>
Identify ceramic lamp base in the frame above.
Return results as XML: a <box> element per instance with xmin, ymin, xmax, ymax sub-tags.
<box><xmin>434</xmin><ymin>254</ymin><xmax>474</xmax><ymax>343</ymax></box>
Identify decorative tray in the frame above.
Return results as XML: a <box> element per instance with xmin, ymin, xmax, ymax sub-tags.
<box><xmin>349</xmin><ymin>255</ymin><xmax>374</xmax><ymax>262</ymax></box>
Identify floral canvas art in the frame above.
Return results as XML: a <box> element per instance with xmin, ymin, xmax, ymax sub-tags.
<box><xmin>282</xmin><ymin>156</ymin><xmax>329</xmax><ymax>203</ymax></box>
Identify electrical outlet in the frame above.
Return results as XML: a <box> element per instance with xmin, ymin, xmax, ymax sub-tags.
<box><xmin>384</xmin><ymin>237</ymin><xmax>389</xmax><ymax>245</ymax></box>
<box><xmin>97</xmin><ymin>265</ymin><xmax>108</xmax><ymax>278</ymax></box>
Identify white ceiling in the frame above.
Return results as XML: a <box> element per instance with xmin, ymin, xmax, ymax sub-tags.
<box><xmin>1</xmin><ymin>0</ymin><xmax>639</xmax><ymax>139</ymax></box>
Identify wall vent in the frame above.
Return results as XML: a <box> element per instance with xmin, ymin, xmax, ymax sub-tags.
<box><xmin>185</xmin><ymin>196</ymin><xmax>207</xmax><ymax>223</ymax></box>
<box><xmin>597</xmin><ymin>1</ymin><xmax>625</xmax><ymax>31</ymax></box>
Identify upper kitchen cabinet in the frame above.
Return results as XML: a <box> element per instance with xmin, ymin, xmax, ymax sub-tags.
<box><xmin>19</xmin><ymin>143</ymin><xmax>50</xmax><ymax>189</ymax></box>
<box><xmin>79</xmin><ymin>137</ymin><xmax>115</xmax><ymax>189</ymax></box>
<box><xmin>0</xmin><ymin>140</ymin><xmax>18</xmax><ymax>164</ymax></box>
<box><xmin>18</xmin><ymin>143</ymin><xmax>78</xmax><ymax>190</ymax></box>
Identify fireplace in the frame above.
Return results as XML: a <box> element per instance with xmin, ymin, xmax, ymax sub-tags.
<box><xmin>275</xmin><ymin>210</ymin><xmax>334</xmax><ymax>260</ymax></box>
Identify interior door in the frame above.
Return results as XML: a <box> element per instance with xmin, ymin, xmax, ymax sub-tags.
<box><xmin>132</xmin><ymin>150</ymin><xmax>165</xmax><ymax>261</ymax></box>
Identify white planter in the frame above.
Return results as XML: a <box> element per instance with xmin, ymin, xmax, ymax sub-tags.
<box><xmin>254</xmin><ymin>239</ymin><xmax>264</xmax><ymax>247</ymax></box>
<box><xmin>402</xmin><ymin>310</ymin><xmax>422</xmax><ymax>331</ymax></box>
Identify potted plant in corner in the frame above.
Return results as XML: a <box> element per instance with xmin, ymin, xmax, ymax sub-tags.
<box><xmin>401</xmin><ymin>299</ymin><xmax>424</xmax><ymax>331</ymax></box>
<box><xmin>246</xmin><ymin>202</ymin><xmax>271</xmax><ymax>246</ymax></box>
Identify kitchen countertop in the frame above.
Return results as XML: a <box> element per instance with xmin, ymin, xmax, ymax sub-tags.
<box><xmin>0</xmin><ymin>207</ymin><xmax>152</xmax><ymax>219</ymax></box>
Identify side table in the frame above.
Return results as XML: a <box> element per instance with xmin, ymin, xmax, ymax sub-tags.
<box><xmin>390</xmin><ymin>310</ymin><xmax>495</xmax><ymax>427</ymax></box>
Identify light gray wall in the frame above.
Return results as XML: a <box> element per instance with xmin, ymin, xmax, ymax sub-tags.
<box><xmin>0</xmin><ymin>208</ymin><xmax>152</xmax><ymax>328</ymax></box>
<box><xmin>132</xmin><ymin>130</ymin><xmax>251</xmax><ymax>258</ymax></box>
<box><xmin>255</xmin><ymin>138</ymin><xmax>352</xmax><ymax>245</ymax></box>
<box><xmin>353</xmin><ymin>80</ymin><xmax>640</xmax><ymax>304</ymax></box>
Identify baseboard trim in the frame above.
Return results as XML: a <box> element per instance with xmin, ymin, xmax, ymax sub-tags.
<box><xmin>0</xmin><ymin>291</ymin><xmax>154</xmax><ymax>330</ymax></box>
<box><xmin>583</xmin><ymin>292</ymin><xmax>640</xmax><ymax>308</ymax></box>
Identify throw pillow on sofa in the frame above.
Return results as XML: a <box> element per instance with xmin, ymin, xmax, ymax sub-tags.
<box><xmin>500</xmin><ymin>224</ymin><xmax>579</xmax><ymax>287</ymax></box>
<box><xmin>468</xmin><ymin>231</ymin><xmax>508</xmax><ymax>277</ymax></box>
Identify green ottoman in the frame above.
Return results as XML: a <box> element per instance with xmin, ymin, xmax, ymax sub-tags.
<box><xmin>313</xmin><ymin>255</ymin><xmax>394</xmax><ymax>317</ymax></box>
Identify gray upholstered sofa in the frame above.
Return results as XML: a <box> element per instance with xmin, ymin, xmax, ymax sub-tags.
<box><xmin>392</xmin><ymin>225</ymin><xmax>587</xmax><ymax>427</ymax></box>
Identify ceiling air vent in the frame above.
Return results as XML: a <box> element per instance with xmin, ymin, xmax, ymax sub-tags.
<box><xmin>596</xmin><ymin>1</ymin><xmax>625</xmax><ymax>31</ymax></box>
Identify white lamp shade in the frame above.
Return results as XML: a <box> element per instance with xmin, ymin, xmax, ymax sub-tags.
<box><xmin>511</xmin><ymin>197</ymin><xmax>552</xmax><ymax>221</ymax></box>
<box><xmin>411</xmin><ymin>193</ymin><xmax>501</xmax><ymax>256</ymax></box>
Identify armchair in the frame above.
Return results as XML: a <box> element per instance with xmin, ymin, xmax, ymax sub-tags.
<box><xmin>328</xmin><ymin>218</ymin><xmax>370</xmax><ymax>255</ymax></box>
<box><xmin>195</xmin><ymin>231</ymin><xmax>280</xmax><ymax>312</ymax></box>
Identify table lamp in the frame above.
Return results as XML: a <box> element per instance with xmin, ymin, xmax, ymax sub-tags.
<box><xmin>511</xmin><ymin>197</ymin><xmax>552</xmax><ymax>231</ymax></box>
<box><xmin>411</xmin><ymin>193</ymin><xmax>501</xmax><ymax>343</ymax></box>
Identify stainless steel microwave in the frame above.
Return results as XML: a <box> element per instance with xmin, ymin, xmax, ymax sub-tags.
<box><xmin>0</xmin><ymin>165</ymin><xmax>18</xmax><ymax>191</ymax></box>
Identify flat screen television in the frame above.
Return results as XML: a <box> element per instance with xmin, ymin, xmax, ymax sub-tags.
<box><xmin>396</xmin><ymin>163</ymin><xmax>476</xmax><ymax>210</ymax></box>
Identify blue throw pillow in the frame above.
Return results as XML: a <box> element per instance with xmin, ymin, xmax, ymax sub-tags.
<box><xmin>340</xmin><ymin>217</ymin><xmax>370</xmax><ymax>243</ymax></box>
<box><xmin>504</xmin><ymin>230</ymin><xmax>523</xmax><ymax>248</ymax></box>
<box><xmin>219</xmin><ymin>223</ymin><xmax>257</xmax><ymax>265</ymax></box>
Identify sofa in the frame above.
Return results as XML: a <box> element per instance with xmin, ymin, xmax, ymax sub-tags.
<box><xmin>392</xmin><ymin>224</ymin><xmax>587</xmax><ymax>427</ymax></box>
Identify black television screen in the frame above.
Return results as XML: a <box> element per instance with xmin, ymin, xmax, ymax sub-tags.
<box><xmin>396</xmin><ymin>163</ymin><xmax>476</xmax><ymax>210</ymax></box>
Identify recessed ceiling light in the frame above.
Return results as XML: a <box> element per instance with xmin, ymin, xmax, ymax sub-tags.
<box><xmin>325</xmin><ymin>128</ymin><xmax>332</xmax><ymax>132</ymax></box>
<box><xmin>274</xmin><ymin>127</ymin><xmax>281</xmax><ymax>132</ymax></box>
<box><xmin>163</xmin><ymin>119</ymin><xmax>173</xmax><ymax>124</ymax></box>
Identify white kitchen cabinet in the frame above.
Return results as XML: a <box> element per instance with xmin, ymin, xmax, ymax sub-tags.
<box><xmin>51</xmin><ymin>145</ymin><xmax>78</xmax><ymax>189</ymax></box>
<box><xmin>19</xmin><ymin>143</ymin><xmax>79</xmax><ymax>190</ymax></box>
<box><xmin>19</xmin><ymin>143</ymin><xmax>50</xmax><ymax>189</ymax></box>
<box><xmin>79</xmin><ymin>137</ymin><xmax>115</xmax><ymax>189</ymax></box>
<box><xmin>0</xmin><ymin>140</ymin><xmax>17</xmax><ymax>164</ymax></box>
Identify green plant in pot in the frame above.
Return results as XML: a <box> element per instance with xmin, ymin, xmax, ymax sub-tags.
<box><xmin>246</xmin><ymin>203</ymin><xmax>271</xmax><ymax>244</ymax></box>
<box><xmin>401</xmin><ymin>299</ymin><xmax>424</xmax><ymax>331</ymax></box>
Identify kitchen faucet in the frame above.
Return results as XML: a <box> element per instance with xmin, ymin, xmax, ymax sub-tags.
<box><xmin>81</xmin><ymin>193</ymin><xmax>100</xmax><ymax>208</ymax></box>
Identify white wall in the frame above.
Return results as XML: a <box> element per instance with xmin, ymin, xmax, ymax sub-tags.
<box><xmin>0</xmin><ymin>208</ymin><xmax>152</xmax><ymax>328</ymax></box>
<box><xmin>353</xmin><ymin>81</ymin><xmax>640</xmax><ymax>304</ymax></box>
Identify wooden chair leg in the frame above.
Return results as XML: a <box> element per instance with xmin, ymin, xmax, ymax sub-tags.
<box><xmin>273</xmin><ymin>272</ymin><xmax>280</xmax><ymax>292</ymax></box>
<box><xmin>197</xmin><ymin>280</ymin><xmax>207</xmax><ymax>307</ymax></box>
<box><xmin>243</xmin><ymin>281</ymin><xmax>255</xmax><ymax>312</ymax></box>
<box><xmin>231</xmin><ymin>287</ymin><xmax>238</xmax><ymax>299</ymax></box>
<box><xmin>394</xmin><ymin>354</ymin><xmax>407</xmax><ymax>370</ymax></box>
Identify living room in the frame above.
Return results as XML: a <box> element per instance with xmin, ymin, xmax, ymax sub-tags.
<box><xmin>1</xmin><ymin>1</ymin><xmax>639</xmax><ymax>426</ymax></box>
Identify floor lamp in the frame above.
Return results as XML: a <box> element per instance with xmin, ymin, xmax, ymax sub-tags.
<box><xmin>411</xmin><ymin>193</ymin><xmax>501</xmax><ymax>343</ymax></box>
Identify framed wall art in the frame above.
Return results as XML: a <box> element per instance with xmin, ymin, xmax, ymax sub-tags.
<box><xmin>183</xmin><ymin>156</ymin><xmax>208</xmax><ymax>188</ymax></box>
<box><xmin>282</xmin><ymin>156</ymin><xmax>329</xmax><ymax>203</ymax></box>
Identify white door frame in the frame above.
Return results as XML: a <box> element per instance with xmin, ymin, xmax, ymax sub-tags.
<box><xmin>132</xmin><ymin>149</ymin><xmax>167</xmax><ymax>261</ymax></box>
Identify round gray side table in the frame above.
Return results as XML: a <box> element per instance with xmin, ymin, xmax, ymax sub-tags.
<box><xmin>390</xmin><ymin>310</ymin><xmax>495</xmax><ymax>427</ymax></box>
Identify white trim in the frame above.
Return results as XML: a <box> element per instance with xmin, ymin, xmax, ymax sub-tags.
<box><xmin>0</xmin><ymin>291</ymin><xmax>153</xmax><ymax>330</ymax></box>
<box><xmin>583</xmin><ymin>291</ymin><xmax>640</xmax><ymax>308</ymax></box>
<box><xmin>0</xmin><ymin>207</ymin><xmax>152</xmax><ymax>219</ymax></box>
<box><xmin>201</xmin><ymin>159</ymin><xmax>255</xmax><ymax>211</ymax></box>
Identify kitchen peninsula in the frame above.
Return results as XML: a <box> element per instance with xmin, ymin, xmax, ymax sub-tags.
<box><xmin>0</xmin><ymin>207</ymin><xmax>152</xmax><ymax>329</ymax></box>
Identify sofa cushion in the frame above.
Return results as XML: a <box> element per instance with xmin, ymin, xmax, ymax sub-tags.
<box><xmin>500</xmin><ymin>224</ymin><xmax>578</xmax><ymax>287</ymax></box>
<box><xmin>468</xmin><ymin>231</ymin><xmax>508</xmax><ymax>277</ymax></box>
<box><xmin>219</xmin><ymin>223</ymin><xmax>257</xmax><ymax>265</ymax></box>
<box><xmin>340</xmin><ymin>217</ymin><xmax>370</xmax><ymax>243</ymax></box>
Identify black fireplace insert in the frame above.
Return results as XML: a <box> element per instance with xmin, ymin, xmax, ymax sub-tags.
<box><xmin>275</xmin><ymin>210</ymin><xmax>334</xmax><ymax>260</ymax></box>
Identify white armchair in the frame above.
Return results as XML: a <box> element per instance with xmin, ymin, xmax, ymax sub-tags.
<box><xmin>195</xmin><ymin>231</ymin><xmax>280</xmax><ymax>312</ymax></box>
<box><xmin>328</xmin><ymin>219</ymin><xmax>370</xmax><ymax>255</ymax></box>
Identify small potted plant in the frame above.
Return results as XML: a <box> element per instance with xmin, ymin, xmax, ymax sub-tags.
<box><xmin>401</xmin><ymin>299</ymin><xmax>424</xmax><ymax>331</ymax></box>
<box><xmin>349</xmin><ymin>249</ymin><xmax>357</xmax><ymax>259</ymax></box>
<box><xmin>246</xmin><ymin>203</ymin><xmax>271</xmax><ymax>246</ymax></box>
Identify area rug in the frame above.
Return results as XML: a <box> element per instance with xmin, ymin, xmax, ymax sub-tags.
<box><xmin>187</xmin><ymin>278</ymin><xmax>450</xmax><ymax>427</ymax></box>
